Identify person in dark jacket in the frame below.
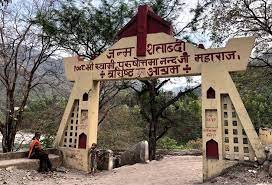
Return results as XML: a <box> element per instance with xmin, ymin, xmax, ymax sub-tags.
<box><xmin>28</xmin><ymin>132</ymin><xmax>52</xmax><ymax>172</ymax></box>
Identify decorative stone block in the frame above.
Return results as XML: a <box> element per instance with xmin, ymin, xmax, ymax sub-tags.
<box><xmin>97</xmin><ymin>149</ymin><xmax>113</xmax><ymax>171</ymax></box>
<box><xmin>120</xmin><ymin>141</ymin><xmax>148</xmax><ymax>166</ymax></box>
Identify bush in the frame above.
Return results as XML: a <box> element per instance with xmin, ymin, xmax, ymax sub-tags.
<box><xmin>40</xmin><ymin>134</ymin><xmax>55</xmax><ymax>148</ymax></box>
<box><xmin>157</xmin><ymin>137</ymin><xmax>181</xmax><ymax>150</ymax></box>
<box><xmin>186</xmin><ymin>138</ymin><xmax>202</xmax><ymax>150</ymax></box>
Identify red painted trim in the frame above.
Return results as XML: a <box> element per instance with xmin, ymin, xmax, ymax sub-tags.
<box><xmin>78</xmin><ymin>133</ymin><xmax>87</xmax><ymax>149</ymax></box>
<box><xmin>147</xmin><ymin>11</ymin><xmax>173</xmax><ymax>32</ymax></box>
<box><xmin>117</xmin><ymin>16</ymin><xmax>137</xmax><ymax>39</ymax></box>
<box><xmin>206</xmin><ymin>139</ymin><xmax>219</xmax><ymax>159</ymax></box>
<box><xmin>137</xmin><ymin>5</ymin><xmax>148</xmax><ymax>56</ymax></box>
<box><xmin>116</xmin><ymin>5</ymin><xmax>173</xmax><ymax>57</ymax></box>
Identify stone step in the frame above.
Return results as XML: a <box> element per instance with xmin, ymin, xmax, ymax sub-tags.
<box><xmin>0</xmin><ymin>154</ymin><xmax>61</xmax><ymax>170</ymax></box>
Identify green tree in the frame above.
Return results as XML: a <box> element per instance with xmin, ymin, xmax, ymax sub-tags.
<box><xmin>232</xmin><ymin>68</ymin><xmax>272</xmax><ymax>130</ymax></box>
<box><xmin>35</xmin><ymin>0</ymin><xmax>135</xmax><ymax>58</ymax></box>
<box><xmin>165</xmin><ymin>91</ymin><xmax>202</xmax><ymax>144</ymax></box>
<box><xmin>129</xmin><ymin>82</ymin><xmax>202</xmax><ymax>160</ymax></box>
<box><xmin>129</xmin><ymin>79</ymin><xmax>200</xmax><ymax>159</ymax></box>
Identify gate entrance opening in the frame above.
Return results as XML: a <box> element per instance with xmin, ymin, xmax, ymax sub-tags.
<box><xmin>55</xmin><ymin>5</ymin><xmax>265</xmax><ymax>181</ymax></box>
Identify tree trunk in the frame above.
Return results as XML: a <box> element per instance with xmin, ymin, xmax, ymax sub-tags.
<box><xmin>148</xmin><ymin>139</ymin><xmax>156</xmax><ymax>160</ymax></box>
<box><xmin>148</xmin><ymin>118</ymin><xmax>158</xmax><ymax>160</ymax></box>
<box><xmin>147</xmin><ymin>80</ymin><xmax>158</xmax><ymax>160</ymax></box>
<box><xmin>1</xmin><ymin>122</ymin><xmax>16</xmax><ymax>153</ymax></box>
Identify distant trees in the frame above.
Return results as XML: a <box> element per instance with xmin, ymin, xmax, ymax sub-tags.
<box><xmin>98</xmin><ymin>88</ymin><xmax>202</xmax><ymax>150</ymax></box>
<box><xmin>165</xmin><ymin>90</ymin><xmax>202</xmax><ymax>144</ymax></box>
<box><xmin>233</xmin><ymin>68</ymin><xmax>272</xmax><ymax>130</ymax></box>
<box><xmin>22</xmin><ymin>96</ymin><xmax>67</xmax><ymax>148</ymax></box>
<box><xmin>98</xmin><ymin>102</ymin><xmax>146</xmax><ymax>150</ymax></box>
<box><xmin>0</xmin><ymin>1</ymin><xmax>59</xmax><ymax>152</ymax></box>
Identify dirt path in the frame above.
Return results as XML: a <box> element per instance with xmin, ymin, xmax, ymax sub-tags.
<box><xmin>0</xmin><ymin>156</ymin><xmax>203</xmax><ymax>185</ymax></box>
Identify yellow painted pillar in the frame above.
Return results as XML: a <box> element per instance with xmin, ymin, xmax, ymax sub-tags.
<box><xmin>87</xmin><ymin>80</ymin><xmax>100</xmax><ymax>148</ymax></box>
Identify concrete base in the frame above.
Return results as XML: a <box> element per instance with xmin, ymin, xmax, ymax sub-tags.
<box><xmin>0</xmin><ymin>154</ymin><xmax>61</xmax><ymax>170</ymax></box>
<box><xmin>60</xmin><ymin>147</ymin><xmax>89</xmax><ymax>171</ymax></box>
<box><xmin>0</xmin><ymin>149</ymin><xmax>62</xmax><ymax>170</ymax></box>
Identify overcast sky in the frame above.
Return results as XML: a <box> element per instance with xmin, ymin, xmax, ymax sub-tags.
<box><xmin>176</xmin><ymin>1</ymin><xmax>210</xmax><ymax>45</ymax></box>
<box><xmin>162</xmin><ymin>0</ymin><xmax>204</xmax><ymax>90</ymax></box>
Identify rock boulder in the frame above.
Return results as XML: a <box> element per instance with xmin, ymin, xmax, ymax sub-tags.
<box><xmin>120</xmin><ymin>141</ymin><xmax>148</xmax><ymax>166</ymax></box>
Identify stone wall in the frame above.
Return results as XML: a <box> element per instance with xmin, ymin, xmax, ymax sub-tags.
<box><xmin>156</xmin><ymin>149</ymin><xmax>202</xmax><ymax>156</ymax></box>
<box><xmin>0</xmin><ymin>148</ymin><xmax>62</xmax><ymax>161</ymax></box>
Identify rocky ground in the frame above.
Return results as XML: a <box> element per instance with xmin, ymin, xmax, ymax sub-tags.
<box><xmin>0</xmin><ymin>155</ymin><xmax>272</xmax><ymax>185</ymax></box>
<box><xmin>203</xmin><ymin>163</ymin><xmax>272</xmax><ymax>185</ymax></box>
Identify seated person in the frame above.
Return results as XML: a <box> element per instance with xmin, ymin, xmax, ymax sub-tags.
<box><xmin>28</xmin><ymin>132</ymin><xmax>52</xmax><ymax>172</ymax></box>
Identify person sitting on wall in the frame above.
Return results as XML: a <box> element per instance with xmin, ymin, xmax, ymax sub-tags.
<box><xmin>28</xmin><ymin>132</ymin><xmax>52</xmax><ymax>172</ymax></box>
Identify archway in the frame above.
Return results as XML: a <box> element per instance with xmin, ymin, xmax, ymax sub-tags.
<box><xmin>55</xmin><ymin>4</ymin><xmax>265</xmax><ymax>181</ymax></box>
<box><xmin>82</xmin><ymin>93</ymin><xmax>88</xmax><ymax>101</ymax></box>
<box><xmin>207</xmin><ymin>87</ymin><xmax>215</xmax><ymax>99</ymax></box>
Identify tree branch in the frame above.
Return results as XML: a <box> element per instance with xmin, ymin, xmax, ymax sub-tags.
<box><xmin>156</xmin><ymin>126</ymin><xmax>171</xmax><ymax>141</ymax></box>
<box><xmin>155</xmin><ymin>79</ymin><xmax>170</xmax><ymax>91</ymax></box>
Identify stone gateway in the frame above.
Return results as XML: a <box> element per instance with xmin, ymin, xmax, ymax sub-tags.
<box><xmin>55</xmin><ymin>5</ymin><xmax>265</xmax><ymax>181</ymax></box>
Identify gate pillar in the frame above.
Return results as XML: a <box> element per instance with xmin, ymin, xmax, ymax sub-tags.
<box><xmin>202</xmin><ymin>64</ymin><xmax>265</xmax><ymax>180</ymax></box>
<box><xmin>55</xmin><ymin>65</ymin><xmax>100</xmax><ymax>171</ymax></box>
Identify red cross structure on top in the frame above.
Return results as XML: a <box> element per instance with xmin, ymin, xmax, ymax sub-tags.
<box><xmin>117</xmin><ymin>5</ymin><xmax>173</xmax><ymax>57</ymax></box>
